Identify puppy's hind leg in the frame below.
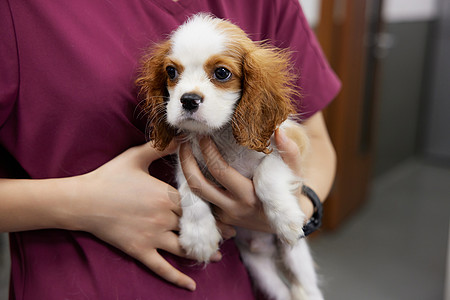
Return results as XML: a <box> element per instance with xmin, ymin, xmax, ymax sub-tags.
<box><xmin>281</xmin><ymin>240</ymin><xmax>324</xmax><ymax>300</ymax></box>
<box><xmin>238</xmin><ymin>240</ymin><xmax>291</xmax><ymax>300</ymax></box>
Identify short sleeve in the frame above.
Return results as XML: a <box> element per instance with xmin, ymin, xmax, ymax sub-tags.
<box><xmin>0</xmin><ymin>0</ymin><xmax>19</xmax><ymax>129</ymax></box>
<box><xmin>271</xmin><ymin>0</ymin><xmax>341</xmax><ymax>119</ymax></box>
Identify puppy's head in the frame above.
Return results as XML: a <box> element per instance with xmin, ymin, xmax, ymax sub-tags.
<box><xmin>137</xmin><ymin>14</ymin><xmax>297</xmax><ymax>153</ymax></box>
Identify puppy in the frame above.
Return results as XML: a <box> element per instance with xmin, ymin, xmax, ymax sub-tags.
<box><xmin>137</xmin><ymin>14</ymin><xmax>323</xmax><ymax>300</ymax></box>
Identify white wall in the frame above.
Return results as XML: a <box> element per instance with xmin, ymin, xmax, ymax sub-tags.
<box><xmin>383</xmin><ymin>0</ymin><xmax>439</xmax><ymax>22</ymax></box>
<box><xmin>299</xmin><ymin>0</ymin><xmax>321</xmax><ymax>27</ymax></box>
<box><xmin>299</xmin><ymin>0</ymin><xmax>439</xmax><ymax>27</ymax></box>
<box><xmin>299</xmin><ymin>0</ymin><xmax>440</xmax><ymax>25</ymax></box>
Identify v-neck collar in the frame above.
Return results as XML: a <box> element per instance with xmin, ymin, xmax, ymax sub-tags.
<box><xmin>151</xmin><ymin>0</ymin><xmax>194</xmax><ymax>15</ymax></box>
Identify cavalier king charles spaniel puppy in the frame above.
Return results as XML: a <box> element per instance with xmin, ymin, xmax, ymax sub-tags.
<box><xmin>137</xmin><ymin>14</ymin><xmax>323</xmax><ymax>300</ymax></box>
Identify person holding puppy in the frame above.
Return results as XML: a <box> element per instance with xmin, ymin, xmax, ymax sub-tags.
<box><xmin>0</xmin><ymin>0</ymin><xmax>339</xmax><ymax>298</ymax></box>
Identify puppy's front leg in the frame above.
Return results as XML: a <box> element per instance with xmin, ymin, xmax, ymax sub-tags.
<box><xmin>253</xmin><ymin>154</ymin><xmax>305</xmax><ymax>245</ymax></box>
<box><xmin>177</xmin><ymin>173</ymin><xmax>222</xmax><ymax>262</ymax></box>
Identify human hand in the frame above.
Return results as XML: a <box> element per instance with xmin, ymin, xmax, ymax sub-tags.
<box><xmin>71</xmin><ymin>141</ymin><xmax>197</xmax><ymax>291</ymax></box>
<box><xmin>178</xmin><ymin>129</ymin><xmax>314</xmax><ymax>234</ymax></box>
<box><xmin>179</xmin><ymin>137</ymin><xmax>273</xmax><ymax>234</ymax></box>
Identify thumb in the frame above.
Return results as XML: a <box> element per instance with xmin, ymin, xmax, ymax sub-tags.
<box><xmin>275</xmin><ymin>128</ymin><xmax>302</xmax><ymax>175</ymax></box>
<box><xmin>132</xmin><ymin>139</ymin><xmax>179</xmax><ymax>169</ymax></box>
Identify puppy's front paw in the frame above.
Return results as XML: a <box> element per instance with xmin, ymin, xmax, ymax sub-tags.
<box><xmin>179</xmin><ymin>213</ymin><xmax>222</xmax><ymax>262</ymax></box>
<box><xmin>274</xmin><ymin>209</ymin><xmax>305</xmax><ymax>246</ymax></box>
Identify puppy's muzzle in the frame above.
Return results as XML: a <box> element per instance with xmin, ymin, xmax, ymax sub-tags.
<box><xmin>181</xmin><ymin>93</ymin><xmax>203</xmax><ymax>112</ymax></box>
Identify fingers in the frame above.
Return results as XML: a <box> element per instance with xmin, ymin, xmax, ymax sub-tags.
<box><xmin>132</xmin><ymin>139</ymin><xmax>179</xmax><ymax>169</ymax></box>
<box><xmin>179</xmin><ymin>139</ymin><xmax>272</xmax><ymax>230</ymax></box>
<box><xmin>165</xmin><ymin>210</ymin><xmax>181</xmax><ymax>232</ymax></box>
<box><xmin>159</xmin><ymin>231</ymin><xmax>222</xmax><ymax>262</ymax></box>
<box><xmin>166</xmin><ymin>184</ymin><xmax>182</xmax><ymax>217</ymax></box>
<box><xmin>141</xmin><ymin>177</ymin><xmax>182</xmax><ymax>217</ymax></box>
<box><xmin>179</xmin><ymin>139</ymin><xmax>261</xmax><ymax>216</ymax></box>
<box><xmin>215</xmin><ymin>220</ymin><xmax>236</xmax><ymax>240</ymax></box>
<box><xmin>142</xmin><ymin>250</ymin><xmax>196</xmax><ymax>291</ymax></box>
<box><xmin>158</xmin><ymin>232</ymin><xmax>188</xmax><ymax>258</ymax></box>
<box><xmin>179</xmin><ymin>142</ymin><xmax>231</xmax><ymax>209</ymax></box>
<box><xmin>151</xmin><ymin>139</ymin><xmax>180</xmax><ymax>157</ymax></box>
<box><xmin>197</xmin><ymin>137</ymin><xmax>255</xmax><ymax>200</ymax></box>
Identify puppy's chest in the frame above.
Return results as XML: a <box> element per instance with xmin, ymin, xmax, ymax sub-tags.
<box><xmin>191</xmin><ymin>137</ymin><xmax>265</xmax><ymax>180</ymax></box>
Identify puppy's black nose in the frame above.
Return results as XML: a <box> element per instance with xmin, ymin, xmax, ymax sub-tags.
<box><xmin>180</xmin><ymin>93</ymin><xmax>202</xmax><ymax>112</ymax></box>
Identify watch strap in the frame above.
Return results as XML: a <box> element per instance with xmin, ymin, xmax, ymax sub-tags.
<box><xmin>301</xmin><ymin>185</ymin><xmax>323</xmax><ymax>237</ymax></box>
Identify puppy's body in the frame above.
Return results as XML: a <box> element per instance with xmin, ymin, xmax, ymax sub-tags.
<box><xmin>179</xmin><ymin>121</ymin><xmax>322</xmax><ymax>300</ymax></box>
<box><xmin>137</xmin><ymin>14</ymin><xmax>323</xmax><ymax>300</ymax></box>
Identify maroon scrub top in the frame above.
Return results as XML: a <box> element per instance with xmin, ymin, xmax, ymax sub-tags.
<box><xmin>0</xmin><ymin>0</ymin><xmax>340</xmax><ymax>299</ymax></box>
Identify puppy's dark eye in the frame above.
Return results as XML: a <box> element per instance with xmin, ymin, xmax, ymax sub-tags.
<box><xmin>214</xmin><ymin>67</ymin><xmax>232</xmax><ymax>82</ymax></box>
<box><xmin>166</xmin><ymin>66</ymin><xmax>178</xmax><ymax>80</ymax></box>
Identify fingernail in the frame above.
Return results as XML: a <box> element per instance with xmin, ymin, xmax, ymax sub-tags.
<box><xmin>222</xmin><ymin>227</ymin><xmax>236</xmax><ymax>240</ymax></box>
<box><xmin>210</xmin><ymin>251</ymin><xmax>222</xmax><ymax>262</ymax></box>
<box><xmin>186</xmin><ymin>282</ymin><xmax>196</xmax><ymax>291</ymax></box>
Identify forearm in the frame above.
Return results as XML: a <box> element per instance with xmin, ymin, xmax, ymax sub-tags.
<box><xmin>0</xmin><ymin>142</ymin><xmax>197</xmax><ymax>289</ymax></box>
<box><xmin>275</xmin><ymin>112</ymin><xmax>336</xmax><ymax>220</ymax></box>
<box><xmin>287</xmin><ymin>112</ymin><xmax>337</xmax><ymax>220</ymax></box>
<box><xmin>0</xmin><ymin>177</ymin><xmax>80</xmax><ymax>232</ymax></box>
<box><xmin>301</xmin><ymin>113</ymin><xmax>336</xmax><ymax>203</ymax></box>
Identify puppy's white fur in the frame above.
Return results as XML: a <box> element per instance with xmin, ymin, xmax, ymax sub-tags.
<box><xmin>167</xmin><ymin>17</ymin><xmax>239</xmax><ymax>133</ymax></box>
<box><xmin>147</xmin><ymin>14</ymin><xmax>323</xmax><ymax>300</ymax></box>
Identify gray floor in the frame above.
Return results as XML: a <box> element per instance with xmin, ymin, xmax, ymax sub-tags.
<box><xmin>310</xmin><ymin>159</ymin><xmax>450</xmax><ymax>300</ymax></box>
<box><xmin>0</xmin><ymin>159</ymin><xmax>449</xmax><ymax>300</ymax></box>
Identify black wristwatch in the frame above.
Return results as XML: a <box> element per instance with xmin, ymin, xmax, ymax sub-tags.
<box><xmin>301</xmin><ymin>185</ymin><xmax>323</xmax><ymax>237</ymax></box>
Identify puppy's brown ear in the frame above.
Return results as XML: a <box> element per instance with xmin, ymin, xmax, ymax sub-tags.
<box><xmin>136</xmin><ymin>41</ymin><xmax>176</xmax><ymax>151</ymax></box>
<box><xmin>232</xmin><ymin>44</ymin><xmax>297</xmax><ymax>154</ymax></box>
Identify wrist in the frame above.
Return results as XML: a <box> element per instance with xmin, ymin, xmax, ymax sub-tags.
<box><xmin>0</xmin><ymin>176</ymin><xmax>86</xmax><ymax>232</ymax></box>
<box><xmin>51</xmin><ymin>175</ymin><xmax>90</xmax><ymax>232</ymax></box>
<box><xmin>299</xmin><ymin>193</ymin><xmax>314</xmax><ymax>222</ymax></box>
